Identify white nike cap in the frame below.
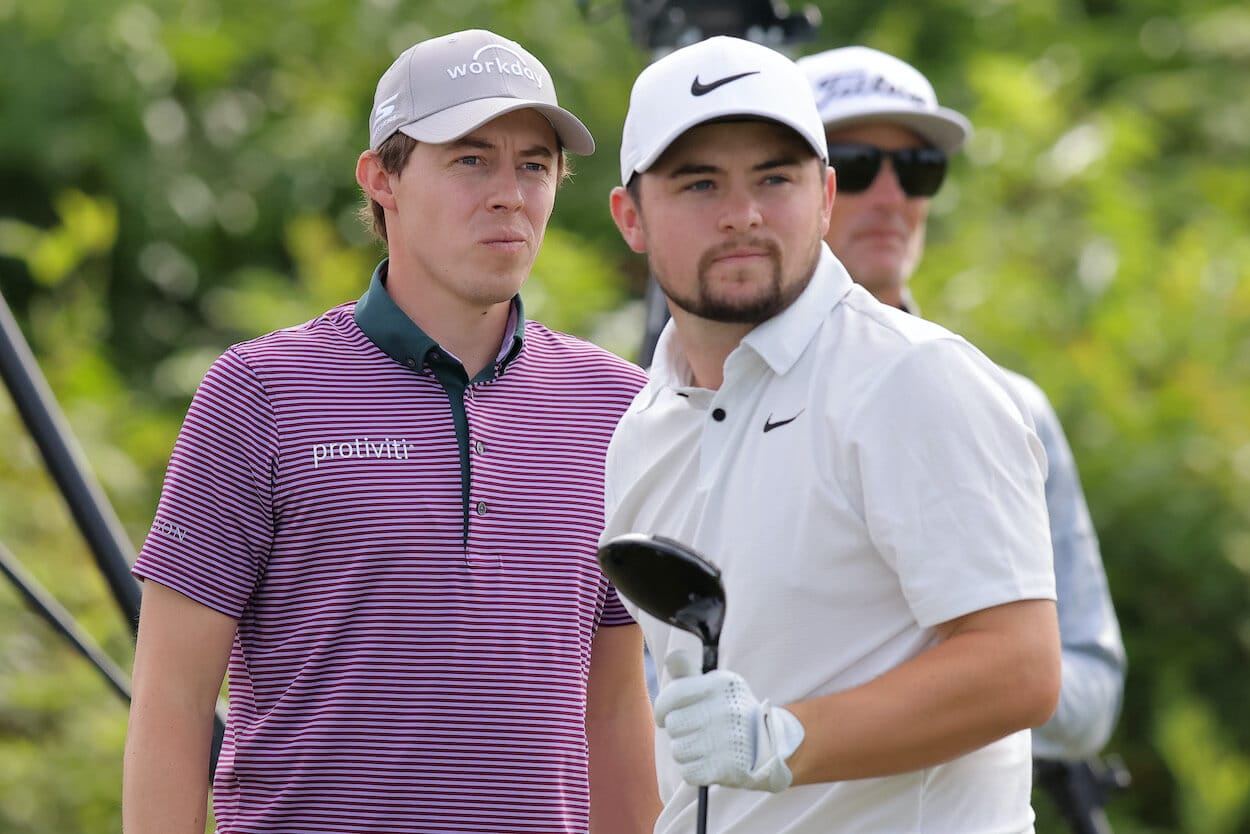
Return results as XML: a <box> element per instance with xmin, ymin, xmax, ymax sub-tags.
<box><xmin>796</xmin><ymin>46</ymin><xmax>971</xmax><ymax>153</ymax></box>
<box><xmin>368</xmin><ymin>28</ymin><xmax>594</xmax><ymax>154</ymax></box>
<box><xmin>619</xmin><ymin>36</ymin><xmax>828</xmax><ymax>185</ymax></box>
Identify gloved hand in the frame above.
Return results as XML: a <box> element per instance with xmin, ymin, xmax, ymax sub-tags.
<box><xmin>653</xmin><ymin>649</ymin><xmax>805</xmax><ymax>792</ymax></box>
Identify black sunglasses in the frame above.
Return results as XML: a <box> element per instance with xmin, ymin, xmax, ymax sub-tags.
<box><xmin>826</xmin><ymin>143</ymin><xmax>948</xmax><ymax>198</ymax></box>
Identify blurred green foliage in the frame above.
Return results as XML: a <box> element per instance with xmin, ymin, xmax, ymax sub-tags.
<box><xmin>1</xmin><ymin>0</ymin><xmax>1248</xmax><ymax>831</ymax></box>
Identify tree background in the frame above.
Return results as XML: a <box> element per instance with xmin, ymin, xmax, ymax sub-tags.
<box><xmin>2</xmin><ymin>0</ymin><xmax>1248</xmax><ymax>831</ymax></box>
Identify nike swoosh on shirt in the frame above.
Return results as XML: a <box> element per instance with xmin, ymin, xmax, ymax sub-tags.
<box><xmin>763</xmin><ymin>410</ymin><xmax>804</xmax><ymax>433</ymax></box>
<box><xmin>690</xmin><ymin>71</ymin><xmax>760</xmax><ymax>96</ymax></box>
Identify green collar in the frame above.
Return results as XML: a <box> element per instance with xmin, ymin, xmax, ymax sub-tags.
<box><xmin>353</xmin><ymin>259</ymin><xmax>526</xmax><ymax>380</ymax></box>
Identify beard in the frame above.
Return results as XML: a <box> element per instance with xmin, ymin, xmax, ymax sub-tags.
<box><xmin>655</xmin><ymin>236</ymin><xmax>820</xmax><ymax>325</ymax></box>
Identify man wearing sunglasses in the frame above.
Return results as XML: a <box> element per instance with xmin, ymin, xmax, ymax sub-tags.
<box><xmin>798</xmin><ymin>43</ymin><xmax>1127</xmax><ymax>774</ymax></box>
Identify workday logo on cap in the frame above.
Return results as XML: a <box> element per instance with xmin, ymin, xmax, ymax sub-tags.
<box><xmin>368</xmin><ymin>29</ymin><xmax>594</xmax><ymax>155</ymax></box>
<box><xmin>443</xmin><ymin>43</ymin><xmax>544</xmax><ymax>88</ymax></box>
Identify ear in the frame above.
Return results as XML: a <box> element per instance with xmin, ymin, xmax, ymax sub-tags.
<box><xmin>817</xmin><ymin>164</ymin><xmax>836</xmax><ymax>238</ymax></box>
<box><xmin>609</xmin><ymin>185</ymin><xmax>648</xmax><ymax>254</ymax></box>
<box><xmin>356</xmin><ymin>150</ymin><xmax>398</xmax><ymax>212</ymax></box>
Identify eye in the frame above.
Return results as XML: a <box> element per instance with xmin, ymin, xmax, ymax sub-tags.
<box><xmin>521</xmin><ymin>161</ymin><xmax>550</xmax><ymax>173</ymax></box>
<box><xmin>683</xmin><ymin>179</ymin><xmax>715</xmax><ymax>193</ymax></box>
<box><xmin>457</xmin><ymin>155</ymin><xmax>483</xmax><ymax>166</ymax></box>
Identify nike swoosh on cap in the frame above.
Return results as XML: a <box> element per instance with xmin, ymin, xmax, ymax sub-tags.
<box><xmin>690</xmin><ymin>71</ymin><xmax>760</xmax><ymax>96</ymax></box>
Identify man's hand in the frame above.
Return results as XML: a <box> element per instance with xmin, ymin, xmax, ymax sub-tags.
<box><xmin>653</xmin><ymin>650</ymin><xmax>805</xmax><ymax>792</ymax></box>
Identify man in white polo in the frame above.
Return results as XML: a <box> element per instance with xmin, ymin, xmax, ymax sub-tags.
<box><xmin>604</xmin><ymin>35</ymin><xmax>1061</xmax><ymax>833</ymax></box>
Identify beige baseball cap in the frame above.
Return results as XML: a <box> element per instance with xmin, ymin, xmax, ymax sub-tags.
<box><xmin>368</xmin><ymin>29</ymin><xmax>594</xmax><ymax>154</ymax></box>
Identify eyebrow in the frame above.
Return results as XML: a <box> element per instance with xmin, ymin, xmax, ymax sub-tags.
<box><xmin>667</xmin><ymin>155</ymin><xmax>805</xmax><ymax>179</ymax></box>
<box><xmin>447</xmin><ymin>136</ymin><xmax>555</xmax><ymax>160</ymax></box>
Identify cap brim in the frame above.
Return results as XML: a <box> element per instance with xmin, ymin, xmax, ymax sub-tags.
<box><xmin>629</xmin><ymin>108</ymin><xmax>828</xmax><ymax>183</ymax></box>
<box><xmin>822</xmin><ymin>106</ymin><xmax>971</xmax><ymax>154</ymax></box>
<box><xmin>397</xmin><ymin>97</ymin><xmax>595</xmax><ymax>155</ymax></box>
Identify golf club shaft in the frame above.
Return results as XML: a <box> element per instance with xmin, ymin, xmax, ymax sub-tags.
<box><xmin>697</xmin><ymin>645</ymin><xmax>718</xmax><ymax>834</ymax></box>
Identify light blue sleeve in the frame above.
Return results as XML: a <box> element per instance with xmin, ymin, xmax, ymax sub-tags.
<box><xmin>1001</xmin><ymin>370</ymin><xmax>1127</xmax><ymax>760</ymax></box>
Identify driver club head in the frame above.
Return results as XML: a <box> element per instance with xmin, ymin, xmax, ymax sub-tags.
<box><xmin>596</xmin><ymin>533</ymin><xmax>726</xmax><ymax>655</ymax></box>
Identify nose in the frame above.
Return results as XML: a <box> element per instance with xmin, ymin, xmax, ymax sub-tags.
<box><xmin>865</xmin><ymin>159</ymin><xmax>908</xmax><ymax>204</ymax></box>
<box><xmin>717</xmin><ymin>185</ymin><xmax>763</xmax><ymax>232</ymax></box>
<box><xmin>489</xmin><ymin>166</ymin><xmax>524</xmax><ymax>212</ymax></box>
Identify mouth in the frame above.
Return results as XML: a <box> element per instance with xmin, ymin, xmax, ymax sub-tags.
<box><xmin>481</xmin><ymin>236</ymin><xmax>528</xmax><ymax>251</ymax></box>
<box><xmin>857</xmin><ymin>227</ymin><xmax>908</xmax><ymax>247</ymax></box>
<box><xmin>857</xmin><ymin>218</ymin><xmax>908</xmax><ymax>238</ymax></box>
<box><xmin>710</xmin><ymin>244</ymin><xmax>774</xmax><ymax>266</ymax></box>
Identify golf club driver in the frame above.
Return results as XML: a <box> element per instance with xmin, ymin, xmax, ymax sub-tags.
<box><xmin>597</xmin><ymin>532</ymin><xmax>726</xmax><ymax>834</ymax></box>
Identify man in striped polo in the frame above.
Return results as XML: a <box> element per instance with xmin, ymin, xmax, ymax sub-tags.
<box><xmin>124</xmin><ymin>29</ymin><xmax>660</xmax><ymax>834</ymax></box>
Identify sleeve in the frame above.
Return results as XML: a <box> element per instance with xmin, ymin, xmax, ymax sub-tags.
<box><xmin>847</xmin><ymin>339</ymin><xmax>1057</xmax><ymax>628</ymax></box>
<box><xmin>132</xmin><ymin>348</ymin><xmax>278</xmax><ymax>619</ymax></box>
<box><xmin>1011</xmin><ymin>374</ymin><xmax>1126</xmax><ymax>759</ymax></box>
<box><xmin>597</xmin><ymin>419</ymin><xmax>639</xmax><ymax>628</ymax></box>
<box><xmin>599</xmin><ymin>585</ymin><xmax>637</xmax><ymax>627</ymax></box>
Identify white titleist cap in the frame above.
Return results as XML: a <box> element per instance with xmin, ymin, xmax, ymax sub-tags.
<box><xmin>619</xmin><ymin>36</ymin><xmax>828</xmax><ymax>185</ymax></box>
<box><xmin>796</xmin><ymin>46</ymin><xmax>971</xmax><ymax>153</ymax></box>
<box><xmin>368</xmin><ymin>29</ymin><xmax>594</xmax><ymax>154</ymax></box>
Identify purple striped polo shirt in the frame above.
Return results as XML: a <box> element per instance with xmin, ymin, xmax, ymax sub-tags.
<box><xmin>134</xmin><ymin>264</ymin><xmax>649</xmax><ymax>833</ymax></box>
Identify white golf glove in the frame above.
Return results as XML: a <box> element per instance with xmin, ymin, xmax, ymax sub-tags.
<box><xmin>653</xmin><ymin>649</ymin><xmax>805</xmax><ymax>792</ymax></box>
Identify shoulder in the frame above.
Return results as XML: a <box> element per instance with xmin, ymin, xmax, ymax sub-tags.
<box><xmin>838</xmin><ymin>284</ymin><xmax>963</xmax><ymax>347</ymax></box>
<box><xmin>995</xmin><ymin>367</ymin><xmax>1051</xmax><ymax>411</ymax></box>
<box><xmin>821</xmin><ymin>289</ymin><xmax>1011</xmax><ymax>415</ymax></box>
<box><xmin>992</xmin><ymin>366</ymin><xmax>1064</xmax><ymax>439</ymax></box>
<box><xmin>214</xmin><ymin>302</ymin><xmax>372</xmax><ymax>391</ymax></box>
<box><xmin>228</xmin><ymin>301</ymin><xmax>359</xmax><ymax>364</ymax></box>
<box><xmin>520</xmin><ymin>321</ymin><xmax>648</xmax><ymax>391</ymax></box>
<box><xmin>828</xmin><ymin>286</ymin><xmax>1008</xmax><ymax>390</ymax></box>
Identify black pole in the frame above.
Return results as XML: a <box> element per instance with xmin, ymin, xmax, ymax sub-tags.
<box><xmin>0</xmin><ymin>289</ymin><xmax>142</xmax><ymax>632</ymax></box>
<box><xmin>638</xmin><ymin>274</ymin><xmax>670</xmax><ymax>368</ymax></box>
<box><xmin>0</xmin><ymin>540</ymin><xmax>133</xmax><ymax>704</ymax></box>
<box><xmin>0</xmin><ymin>288</ymin><xmax>227</xmax><ymax>777</ymax></box>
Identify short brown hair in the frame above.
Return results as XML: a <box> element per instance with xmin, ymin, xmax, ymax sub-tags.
<box><xmin>360</xmin><ymin>133</ymin><xmax>419</xmax><ymax>244</ymax></box>
<box><xmin>358</xmin><ymin>131</ymin><xmax>572</xmax><ymax>244</ymax></box>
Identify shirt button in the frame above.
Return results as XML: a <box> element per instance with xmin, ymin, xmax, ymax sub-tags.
<box><xmin>476</xmin><ymin>500</ymin><xmax>488</xmax><ymax>516</ymax></box>
<box><xmin>405</xmin><ymin>357</ymin><xmax>416</xmax><ymax>368</ymax></box>
<box><xmin>712</xmin><ymin>408</ymin><xmax>726</xmax><ymax>422</ymax></box>
<box><xmin>474</xmin><ymin>440</ymin><xmax>485</xmax><ymax>455</ymax></box>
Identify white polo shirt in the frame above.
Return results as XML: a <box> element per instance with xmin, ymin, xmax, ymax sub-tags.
<box><xmin>603</xmin><ymin>245</ymin><xmax>1056</xmax><ymax>834</ymax></box>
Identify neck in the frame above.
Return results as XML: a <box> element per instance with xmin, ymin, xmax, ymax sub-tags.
<box><xmin>428</xmin><ymin>307</ymin><xmax>512</xmax><ymax>380</ymax></box>
<box><xmin>669</xmin><ymin>309</ymin><xmax>754</xmax><ymax>390</ymax></box>
<box><xmin>871</xmin><ymin>285</ymin><xmax>905</xmax><ymax>309</ymax></box>
<box><xmin>385</xmin><ymin>263</ymin><xmax>513</xmax><ymax>380</ymax></box>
